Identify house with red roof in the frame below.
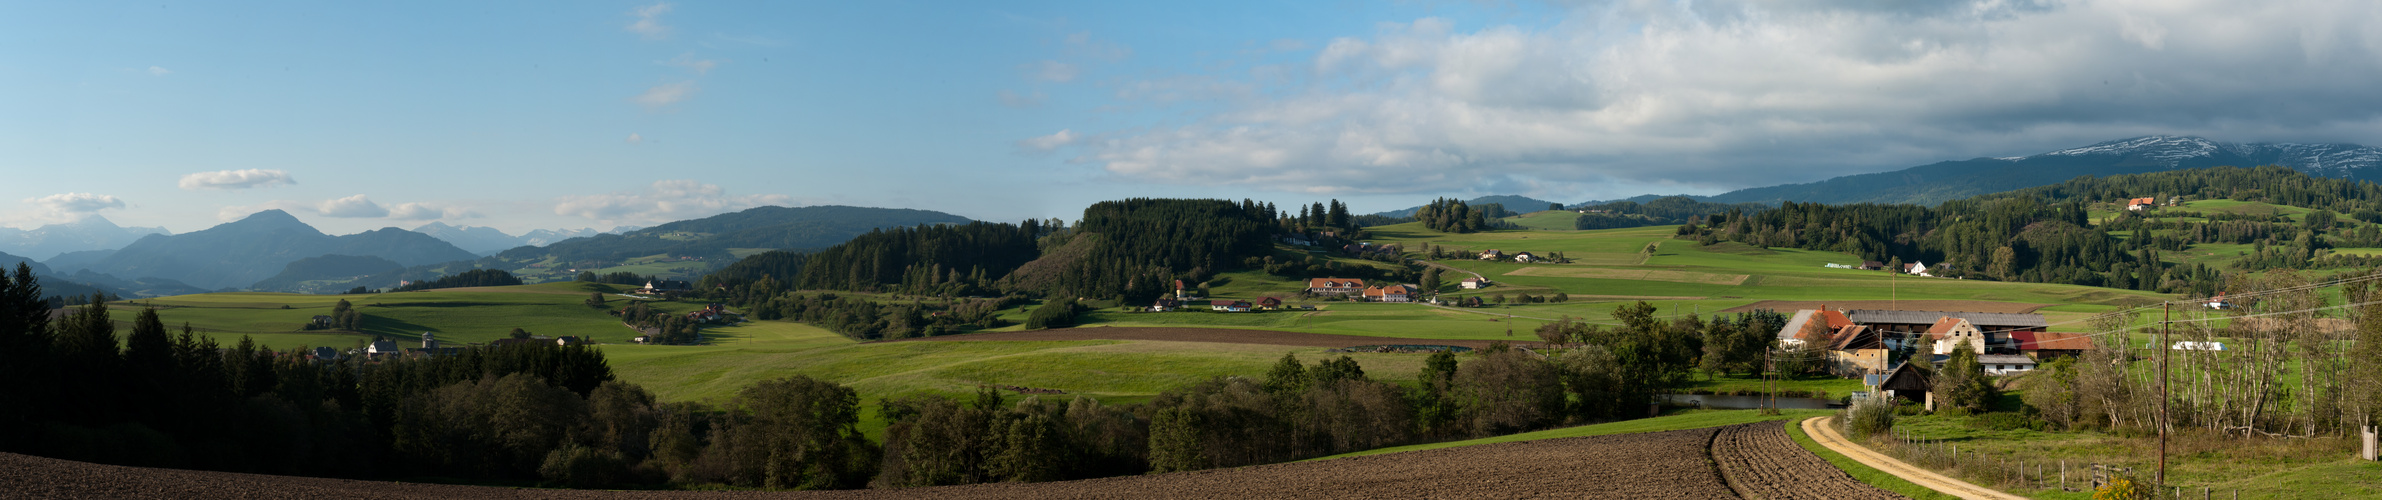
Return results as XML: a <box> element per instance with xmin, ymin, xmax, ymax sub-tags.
<box><xmin>1361</xmin><ymin>284</ymin><xmax>1415</xmax><ymax>303</ymax></box>
<box><xmin>2127</xmin><ymin>197</ymin><xmax>2157</xmax><ymax>211</ymax></box>
<box><xmin>1306</xmin><ymin>278</ymin><xmax>1365</xmax><ymax>295</ymax></box>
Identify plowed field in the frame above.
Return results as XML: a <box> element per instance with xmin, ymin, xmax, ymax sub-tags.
<box><xmin>1712</xmin><ymin>422</ymin><xmax>1904</xmax><ymax>500</ymax></box>
<box><xmin>2</xmin><ymin>420</ymin><xmax>1904</xmax><ymax>499</ymax></box>
<box><xmin>1718</xmin><ymin>300</ymin><xmax>2049</xmax><ymax>314</ymax></box>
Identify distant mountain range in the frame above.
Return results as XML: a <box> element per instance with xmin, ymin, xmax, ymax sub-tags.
<box><xmin>1700</xmin><ymin>136</ymin><xmax>2382</xmax><ymax>206</ymax></box>
<box><xmin>77</xmin><ymin>210</ymin><xmax>479</xmax><ymax>291</ymax></box>
<box><xmin>411</xmin><ymin>222</ymin><xmax>611</xmax><ymax>256</ymax></box>
<box><xmin>0</xmin><ymin>216</ymin><xmax>169</xmax><ymax>261</ymax></box>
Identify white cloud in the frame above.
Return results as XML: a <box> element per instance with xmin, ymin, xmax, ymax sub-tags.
<box><xmin>178</xmin><ymin>169</ymin><xmax>295</xmax><ymax>190</ymax></box>
<box><xmin>387</xmin><ymin>202</ymin><xmax>479</xmax><ymax>221</ymax></box>
<box><xmin>147</xmin><ymin>66</ymin><xmax>171</xmax><ymax>76</ymax></box>
<box><xmin>25</xmin><ymin>193</ymin><xmax>125</xmax><ymax>221</ymax></box>
<box><xmin>634</xmin><ymin>81</ymin><xmax>698</xmax><ymax>108</ymax></box>
<box><xmin>662</xmin><ymin>53</ymin><xmax>719</xmax><ymax>75</ymax></box>
<box><xmin>553</xmin><ymin>180</ymin><xmax>794</xmax><ymax>224</ymax></box>
<box><xmin>1016</xmin><ymin>129</ymin><xmax>1079</xmax><ymax>153</ymax></box>
<box><xmin>1071</xmin><ymin>1</ymin><xmax>2382</xmax><ymax>198</ymax></box>
<box><xmin>1026</xmin><ymin>60</ymin><xmax>1078</xmax><ymax>83</ymax></box>
<box><xmin>317</xmin><ymin>194</ymin><xmax>388</xmax><ymax>218</ymax></box>
<box><xmin>626</xmin><ymin>133</ymin><xmax>644</xmax><ymax>143</ymax></box>
<box><xmin>627</xmin><ymin>2</ymin><xmax>673</xmax><ymax>40</ymax></box>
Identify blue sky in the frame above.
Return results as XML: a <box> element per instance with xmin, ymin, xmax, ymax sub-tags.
<box><xmin>7</xmin><ymin>1</ymin><xmax>2382</xmax><ymax>234</ymax></box>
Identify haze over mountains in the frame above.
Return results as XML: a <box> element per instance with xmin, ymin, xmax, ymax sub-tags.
<box><xmin>0</xmin><ymin>216</ymin><xmax>169</xmax><ymax>261</ymax></box>
<box><xmin>411</xmin><ymin>222</ymin><xmax>610</xmax><ymax>256</ymax></box>
<box><xmin>1698</xmin><ymin>136</ymin><xmax>2382</xmax><ymax>206</ymax></box>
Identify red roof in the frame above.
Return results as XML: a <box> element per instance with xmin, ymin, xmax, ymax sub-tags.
<box><xmin>1924</xmin><ymin>316</ymin><xmax>1967</xmax><ymax>338</ymax></box>
<box><xmin>1308</xmin><ymin>278</ymin><xmax>1364</xmax><ymax>288</ymax></box>
<box><xmin>2129</xmin><ymin>197</ymin><xmax>2156</xmax><ymax>206</ymax></box>
<box><xmin>2014</xmin><ymin>331</ymin><xmax>2094</xmax><ymax>351</ymax></box>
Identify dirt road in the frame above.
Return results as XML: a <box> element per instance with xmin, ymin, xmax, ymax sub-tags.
<box><xmin>1802</xmin><ymin>417</ymin><xmax>2027</xmax><ymax>500</ymax></box>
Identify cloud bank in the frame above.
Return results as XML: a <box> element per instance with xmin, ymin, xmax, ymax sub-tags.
<box><xmin>179</xmin><ymin>169</ymin><xmax>295</xmax><ymax>190</ymax></box>
<box><xmin>1057</xmin><ymin>0</ymin><xmax>2382</xmax><ymax>199</ymax></box>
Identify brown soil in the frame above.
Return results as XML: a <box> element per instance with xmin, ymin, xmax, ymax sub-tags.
<box><xmin>3</xmin><ymin>423</ymin><xmax>1907</xmax><ymax>499</ymax></box>
<box><xmin>1719</xmin><ymin>300</ymin><xmax>2051</xmax><ymax>314</ymax></box>
<box><xmin>1712</xmin><ymin>422</ymin><xmax>1903</xmax><ymax>500</ymax></box>
<box><xmin>881</xmin><ymin>326</ymin><xmax>1540</xmax><ymax>350</ymax></box>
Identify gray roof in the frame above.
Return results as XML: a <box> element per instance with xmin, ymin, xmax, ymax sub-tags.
<box><xmin>1978</xmin><ymin>354</ymin><xmax>2037</xmax><ymax>365</ymax></box>
<box><xmin>1776</xmin><ymin>310</ymin><xmax>1818</xmax><ymax>340</ymax></box>
<box><xmin>1846</xmin><ymin>310</ymin><xmax>2049</xmax><ymax>328</ymax></box>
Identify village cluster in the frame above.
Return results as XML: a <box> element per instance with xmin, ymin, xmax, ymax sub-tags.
<box><xmin>1785</xmin><ymin>305</ymin><xmax>2094</xmax><ymax>407</ymax></box>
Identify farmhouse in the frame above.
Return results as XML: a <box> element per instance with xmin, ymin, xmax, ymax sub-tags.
<box><xmin>1774</xmin><ymin>305</ymin><xmax>1854</xmax><ymax>347</ymax></box>
<box><xmin>309</xmin><ymin>315</ymin><xmax>334</xmax><ymax>328</ymax></box>
<box><xmin>1860</xmin><ymin>261</ymin><xmax>1887</xmax><ymax>270</ymax></box>
<box><xmin>1362</xmin><ymin>285</ymin><xmax>1416</xmax><ymax>303</ymax></box>
<box><xmin>2127</xmin><ymin>197</ymin><xmax>2157</xmax><ymax>211</ymax></box>
<box><xmin>1257</xmin><ymin>297</ymin><xmax>1283</xmax><ymax>310</ymax></box>
<box><xmin>1925</xmin><ymin>317</ymin><xmax>1987</xmax><ymax>355</ymax></box>
<box><xmin>368</xmin><ymin>340</ymin><xmax>399</xmax><ymax>356</ymax></box>
<box><xmin>310</xmin><ymin>346</ymin><xmax>342</xmax><ymax>361</ymax></box>
<box><xmin>1210</xmin><ymin>300</ymin><xmax>1252</xmax><ymax>312</ymax></box>
<box><xmin>1512</xmin><ymin>252</ymin><xmax>1538</xmax><ymax>263</ymax></box>
<box><xmin>1151</xmin><ymin>298</ymin><xmax>1180</xmax><ymax>312</ymax></box>
<box><xmin>1461</xmin><ymin>277</ymin><xmax>1486</xmax><ymax>289</ymax></box>
<box><xmin>1479</xmin><ymin>249</ymin><xmax>1505</xmax><ymax>260</ymax></box>
<box><xmin>1846</xmin><ymin>309</ymin><xmax>2048</xmax><ymax>353</ymax></box>
<box><xmin>1306</xmin><ymin>278</ymin><xmax>1366</xmax><ymax>295</ymax></box>
<box><xmin>1901</xmin><ymin>261</ymin><xmax>1931</xmax><ymax>277</ymax></box>
<box><xmin>633</xmin><ymin>280</ymin><xmax>693</xmax><ymax>295</ymax></box>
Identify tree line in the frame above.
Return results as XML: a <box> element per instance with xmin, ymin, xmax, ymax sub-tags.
<box><xmin>393</xmin><ymin>268</ymin><xmax>523</xmax><ymax>292</ymax></box>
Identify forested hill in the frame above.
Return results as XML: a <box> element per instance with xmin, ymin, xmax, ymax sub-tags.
<box><xmin>702</xmin><ymin>198</ymin><xmax>1414</xmax><ymax>340</ymax></box>
<box><xmin>1685</xmin><ymin>166</ymin><xmax>2382</xmax><ymax>297</ymax></box>
<box><xmin>1705</xmin><ymin>136</ymin><xmax>2382</xmax><ymax>206</ymax></box>
<box><xmin>494</xmin><ymin>205</ymin><xmax>973</xmax><ymax>264</ymax></box>
<box><xmin>1573</xmin><ymin>196</ymin><xmax>1772</xmax><ymax>230</ymax></box>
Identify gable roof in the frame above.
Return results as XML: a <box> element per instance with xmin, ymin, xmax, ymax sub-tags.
<box><xmin>1925</xmin><ymin>316</ymin><xmax>1969</xmax><ymax>336</ymax></box>
<box><xmin>1307</xmin><ymin>277</ymin><xmax>1364</xmax><ymax>288</ymax></box>
<box><xmin>2129</xmin><ymin>197</ymin><xmax>2156</xmax><ymax>205</ymax></box>
<box><xmin>2013</xmin><ymin>331</ymin><xmax>2094</xmax><ymax>351</ymax></box>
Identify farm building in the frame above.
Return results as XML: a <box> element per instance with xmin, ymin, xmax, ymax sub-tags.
<box><xmin>1174</xmin><ymin>280</ymin><xmax>1194</xmax><ymax>299</ymax></box>
<box><xmin>368</xmin><ymin>340</ymin><xmax>399</xmax><ymax>355</ymax></box>
<box><xmin>1306</xmin><ymin>278</ymin><xmax>1366</xmax><ymax>295</ymax></box>
<box><xmin>1478</xmin><ymin>249</ymin><xmax>1504</xmax><ymax>260</ymax></box>
<box><xmin>1461</xmin><ymin>277</ymin><xmax>1486</xmax><ymax>289</ymax></box>
<box><xmin>1900</xmin><ymin>261</ymin><xmax>1931</xmax><ymax>277</ymax></box>
<box><xmin>1774</xmin><ymin>305</ymin><xmax>1854</xmax><ymax>347</ymax></box>
<box><xmin>1512</xmin><ymin>252</ymin><xmax>1538</xmax><ymax>263</ymax></box>
<box><xmin>2127</xmin><ymin>197</ymin><xmax>2156</xmax><ymax>211</ymax></box>
<box><xmin>1151</xmin><ymin>298</ymin><xmax>1180</xmax><ymax>312</ymax></box>
<box><xmin>1210</xmin><ymin>300</ymin><xmax>1252</xmax><ymax>312</ymax></box>
<box><xmin>1925</xmin><ymin>317</ymin><xmax>1987</xmax><ymax>355</ymax></box>
<box><xmin>1859</xmin><ymin>261</ymin><xmax>1887</xmax><ymax>270</ymax></box>
<box><xmin>1871</xmin><ymin>362</ymin><xmax>1931</xmax><ymax>405</ymax></box>
<box><xmin>1362</xmin><ymin>285</ymin><xmax>1415</xmax><ymax>303</ymax></box>
<box><xmin>1978</xmin><ymin>354</ymin><xmax>2038</xmax><ymax>375</ymax></box>
<box><xmin>1256</xmin><ymin>297</ymin><xmax>1283</xmax><ymax>310</ymax></box>
<box><xmin>2012</xmin><ymin>331</ymin><xmax>2093</xmax><ymax>358</ymax></box>
<box><xmin>1846</xmin><ymin>309</ymin><xmax>2048</xmax><ymax>353</ymax></box>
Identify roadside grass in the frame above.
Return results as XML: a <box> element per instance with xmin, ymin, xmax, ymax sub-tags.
<box><xmin>1879</xmin><ymin>410</ymin><xmax>2379</xmax><ymax>499</ymax></box>
<box><xmin>1785</xmin><ymin>418</ymin><xmax>1959</xmax><ymax>500</ymax></box>
<box><xmin>1309</xmin><ymin>408</ymin><xmax>1832</xmax><ymax>461</ymax></box>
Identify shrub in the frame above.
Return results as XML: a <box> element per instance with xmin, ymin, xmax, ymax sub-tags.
<box><xmin>1024</xmin><ymin>301</ymin><xmax>1079</xmax><ymax>330</ymax></box>
<box><xmin>1844</xmin><ymin>396</ymin><xmax>1896</xmax><ymax>438</ymax></box>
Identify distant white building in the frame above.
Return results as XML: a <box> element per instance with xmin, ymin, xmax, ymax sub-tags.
<box><xmin>1978</xmin><ymin>354</ymin><xmax>2038</xmax><ymax>375</ymax></box>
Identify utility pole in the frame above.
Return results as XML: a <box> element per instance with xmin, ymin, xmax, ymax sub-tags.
<box><xmin>2160</xmin><ymin>301</ymin><xmax>2172</xmax><ymax>488</ymax></box>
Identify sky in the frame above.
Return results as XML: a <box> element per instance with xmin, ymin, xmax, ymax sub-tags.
<box><xmin>7</xmin><ymin>0</ymin><xmax>2382</xmax><ymax>235</ymax></box>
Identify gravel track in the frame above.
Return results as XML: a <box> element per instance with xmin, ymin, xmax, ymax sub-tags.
<box><xmin>880</xmin><ymin>326</ymin><xmax>1538</xmax><ymax>350</ymax></box>
<box><xmin>1711</xmin><ymin>422</ymin><xmax>1905</xmax><ymax>500</ymax></box>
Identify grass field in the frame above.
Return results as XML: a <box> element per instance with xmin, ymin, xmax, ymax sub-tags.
<box><xmin>1311</xmin><ymin>409</ymin><xmax>1833</xmax><ymax>460</ymax></box>
<box><xmin>1879</xmin><ymin>408</ymin><xmax>2382</xmax><ymax>499</ymax></box>
<box><xmin>1503</xmin><ymin>210</ymin><xmax>1583</xmax><ymax>230</ymax></box>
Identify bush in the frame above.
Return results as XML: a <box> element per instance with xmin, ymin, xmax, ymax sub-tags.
<box><xmin>1025</xmin><ymin>301</ymin><xmax>1079</xmax><ymax>330</ymax></box>
<box><xmin>1843</xmin><ymin>396</ymin><xmax>1896</xmax><ymax>438</ymax></box>
<box><xmin>1971</xmin><ymin>412</ymin><xmax>2044</xmax><ymax>432</ymax></box>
